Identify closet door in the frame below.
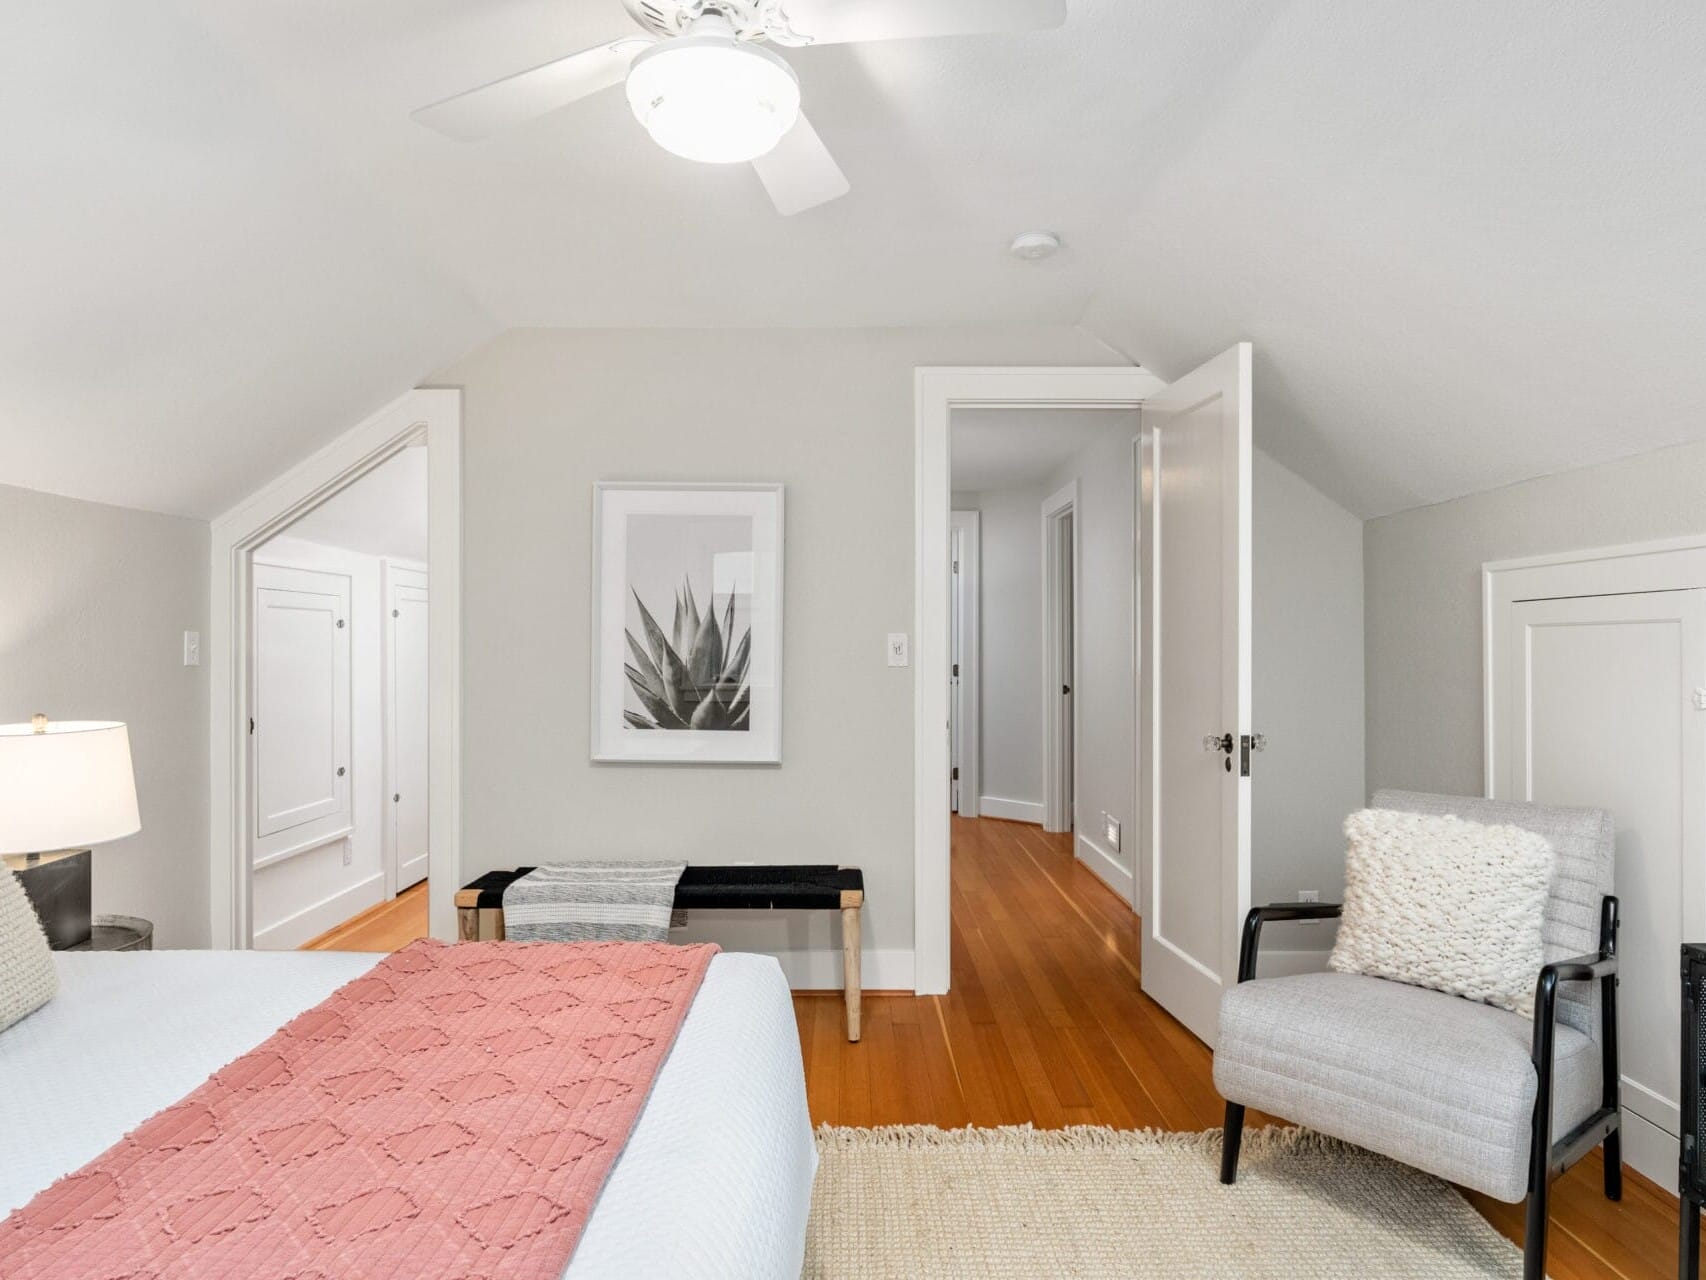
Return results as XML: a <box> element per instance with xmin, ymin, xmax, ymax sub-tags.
<box><xmin>1498</xmin><ymin>587</ymin><xmax>1706</xmax><ymax>1186</ymax></box>
<box><xmin>387</xmin><ymin>566</ymin><xmax>431</xmax><ymax>892</ymax></box>
<box><xmin>253</xmin><ymin>564</ymin><xmax>352</xmax><ymax>841</ymax></box>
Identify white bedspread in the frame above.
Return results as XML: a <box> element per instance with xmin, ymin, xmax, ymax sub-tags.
<box><xmin>0</xmin><ymin>949</ymin><xmax>815</xmax><ymax>1280</ymax></box>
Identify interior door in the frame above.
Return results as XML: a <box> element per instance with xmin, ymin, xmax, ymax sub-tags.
<box><xmin>1138</xmin><ymin>343</ymin><xmax>1253</xmax><ymax>1047</ymax></box>
<box><xmin>1060</xmin><ymin>510</ymin><xmax>1075</xmax><ymax>832</ymax></box>
<box><xmin>1497</xmin><ymin>588</ymin><xmax>1706</xmax><ymax>1186</ymax></box>
<box><xmin>949</xmin><ymin>526</ymin><xmax>963</xmax><ymax>813</ymax></box>
<box><xmin>388</xmin><ymin>567</ymin><xmax>431</xmax><ymax>892</ymax></box>
<box><xmin>253</xmin><ymin>564</ymin><xmax>351</xmax><ymax>842</ymax></box>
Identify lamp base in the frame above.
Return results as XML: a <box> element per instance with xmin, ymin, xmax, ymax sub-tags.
<box><xmin>3</xmin><ymin>849</ymin><xmax>92</xmax><ymax>949</ymax></box>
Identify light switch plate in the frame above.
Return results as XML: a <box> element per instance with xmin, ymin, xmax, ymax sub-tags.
<box><xmin>1104</xmin><ymin>814</ymin><xmax>1121</xmax><ymax>851</ymax></box>
<box><xmin>887</xmin><ymin>633</ymin><xmax>910</xmax><ymax>667</ymax></box>
<box><xmin>183</xmin><ymin>630</ymin><xmax>201</xmax><ymax>667</ymax></box>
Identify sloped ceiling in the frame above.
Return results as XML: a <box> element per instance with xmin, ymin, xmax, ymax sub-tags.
<box><xmin>3</xmin><ymin>1</ymin><xmax>1701</xmax><ymax>518</ymax></box>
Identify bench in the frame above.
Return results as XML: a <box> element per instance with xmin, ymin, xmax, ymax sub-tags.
<box><xmin>455</xmin><ymin>864</ymin><xmax>867</xmax><ymax>1041</ymax></box>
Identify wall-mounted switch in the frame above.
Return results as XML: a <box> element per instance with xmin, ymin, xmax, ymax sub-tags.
<box><xmin>183</xmin><ymin>630</ymin><xmax>201</xmax><ymax>666</ymax></box>
<box><xmin>887</xmin><ymin>633</ymin><xmax>910</xmax><ymax>667</ymax></box>
<box><xmin>1104</xmin><ymin>814</ymin><xmax>1121</xmax><ymax>851</ymax></box>
<box><xmin>342</xmin><ymin>844</ymin><xmax>353</xmax><ymax>867</ymax></box>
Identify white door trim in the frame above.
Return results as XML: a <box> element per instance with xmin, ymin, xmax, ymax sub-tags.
<box><xmin>1041</xmin><ymin>480</ymin><xmax>1079</xmax><ymax>834</ymax></box>
<box><xmin>1482</xmin><ymin>532</ymin><xmax>1706</xmax><ymax>795</ymax></box>
<box><xmin>915</xmin><ymin>365</ymin><xmax>1167</xmax><ymax>994</ymax></box>
<box><xmin>209</xmin><ymin>388</ymin><xmax>462</xmax><ymax>949</ymax></box>
<box><xmin>949</xmin><ymin>510</ymin><xmax>982</xmax><ymax>819</ymax></box>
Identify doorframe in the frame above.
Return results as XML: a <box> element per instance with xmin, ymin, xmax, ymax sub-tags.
<box><xmin>209</xmin><ymin>388</ymin><xmax>462</xmax><ymax>949</ymax></box>
<box><xmin>1041</xmin><ymin>481</ymin><xmax>1079</xmax><ymax>834</ymax></box>
<box><xmin>949</xmin><ymin>509</ymin><xmax>982</xmax><ymax>819</ymax></box>
<box><xmin>381</xmin><ymin>556</ymin><xmax>429</xmax><ymax>901</ymax></box>
<box><xmin>914</xmin><ymin>366</ymin><xmax>1167</xmax><ymax>994</ymax></box>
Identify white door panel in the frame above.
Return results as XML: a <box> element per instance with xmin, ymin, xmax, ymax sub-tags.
<box><xmin>1503</xmin><ymin>589</ymin><xmax>1706</xmax><ymax>1162</ymax></box>
<box><xmin>389</xmin><ymin>568</ymin><xmax>431</xmax><ymax>892</ymax></box>
<box><xmin>253</xmin><ymin>566</ymin><xmax>351</xmax><ymax>841</ymax></box>
<box><xmin>1140</xmin><ymin>344</ymin><xmax>1253</xmax><ymax>1046</ymax></box>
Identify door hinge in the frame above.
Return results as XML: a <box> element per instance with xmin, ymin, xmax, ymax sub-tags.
<box><xmin>952</xmin><ymin>663</ymin><xmax>960</xmax><ymax>677</ymax></box>
<box><xmin>1239</xmin><ymin>733</ymin><xmax>1267</xmax><ymax>777</ymax></box>
<box><xmin>952</xmin><ymin>560</ymin><xmax>960</xmax><ymax>574</ymax></box>
<box><xmin>249</xmin><ymin>717</ymin><xmax>255</xmax><ymax>735</ymax></box>
<box><xmin>951</xmin><ymin>766</ymin><xmax>960</xmax><ymax>781</ymax></box>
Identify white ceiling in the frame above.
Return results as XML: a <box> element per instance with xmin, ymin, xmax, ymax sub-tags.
<box><xmin>4</xmin><ymin>2</ymin><xmax>1703</xmax><ymax>519</ymax></box>
<box><xmin>272</xmin><ymin>445</ymin><xmax>428</xmax><ymax>562</ymax></box>
<box><xmin>952</xmin><ymin>406</ymin><xmax>1135</xmax><ymax>492</ymax></box>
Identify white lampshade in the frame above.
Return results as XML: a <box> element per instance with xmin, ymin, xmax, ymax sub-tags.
<box><xmin>625</xmin><ymin>24</ymin><xmax>800</xmax><ymax>165</ymax></box>
<box><xmin>0</xmin><ymin>718</ymin><xmax>140</xmax><ymax>855</ymax></box>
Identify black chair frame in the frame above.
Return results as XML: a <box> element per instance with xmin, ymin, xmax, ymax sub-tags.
<box><xmin>1217</xmin><ymin>896</ymin><xmax>1621</xmax><ymax>1280</ymax></box>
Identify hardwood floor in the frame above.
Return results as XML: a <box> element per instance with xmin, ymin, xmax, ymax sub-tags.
<box><xmin>299</xmin><ymin>881</ymin><xmax>429</xmax><ymax>951</ymax></box>
<box><xmin>793</xmin><ymin>814</ymin><xmax>1681</xmax><ymax>1280</ymax></box>
<box><xmin>298</xmin><ymin>821</ymin><xmax>1679</xmax><ymax>1276</ymax></box>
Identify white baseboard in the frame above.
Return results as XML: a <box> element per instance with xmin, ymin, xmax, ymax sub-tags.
<box><xmin>980</xmin><ymin>795</ymin><xmax>1043</xmax><ymax>824</ymax></box>
<box><xmin>1076</xmin><ymin>832</ymin><xmax>1134</xmax><ymax>904</ymax></box>
<box><xmin>1254</xmin><ymin>948</ymin><xmax>1332</xmax><ymax>978</ymax></box>
<box><xmin>253</xmin><ymin>872</ymin><xmax>384</xmax><ymax>950</ymax></box>
<box><xmin>1622</xmin><ymin>1106</ymin><xmax>1676</xmax><ymax>1194</ymax></box>
<box><xmin>771</xmin><ymin>947</ymin><xmax>915</xmax><ymax>992</ymax></box>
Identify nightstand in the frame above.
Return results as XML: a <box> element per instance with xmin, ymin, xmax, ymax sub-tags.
<box><xmin>64</xmin><ymin>914</ymin><xmax>153</xmax><ymax>952</ymax></box>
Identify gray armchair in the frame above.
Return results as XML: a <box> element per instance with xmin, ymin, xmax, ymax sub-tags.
<box><xmin>1213</xmin><ymin>790</ymin><xmax>1621</xmax><ymax>1280</ymax></box>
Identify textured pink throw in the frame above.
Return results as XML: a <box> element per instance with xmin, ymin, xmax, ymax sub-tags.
<box><xmin>0</xmin><ymin>938</ymin><xmax>717</xmax><ymax>1280</ymax></box>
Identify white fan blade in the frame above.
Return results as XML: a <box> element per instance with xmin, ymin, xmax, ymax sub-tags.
<box><xmin>776</xmin><ymin>0</ymin><xmax>1065</xmax><ymax>45</ymax></box>
<box><xmin>752</xmin><ymin>115</ymin><xmax>850</xmax><ymax>216</ymax></box>
<box><xmin>412</xmin><ymin>37</ymin><xmax>653</xmax><ymax>140</ymax></box>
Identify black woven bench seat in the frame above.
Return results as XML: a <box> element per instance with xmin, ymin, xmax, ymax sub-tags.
<box><xmin>456</xmin><ymin>864</ymin><xmax>864</xmax><ymax>912</ymax></box>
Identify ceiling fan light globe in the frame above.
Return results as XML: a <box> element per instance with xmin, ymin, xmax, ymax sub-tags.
<box><xmin>626</xmin><ymin>36</ymin><xmax>800</xmax><ymax>164</ymax></box>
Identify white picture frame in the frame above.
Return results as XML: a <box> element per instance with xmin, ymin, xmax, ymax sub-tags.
<box><xmin>591</xmin><ymin>482</ymin><xmax>784</xmax><ymax>764</ymax></box>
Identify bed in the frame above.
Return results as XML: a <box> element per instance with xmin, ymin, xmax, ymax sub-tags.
<box><xmin>0</xmin><ymin>948</ymin><xmax>816</xmax><ymax>1279</ymax></box>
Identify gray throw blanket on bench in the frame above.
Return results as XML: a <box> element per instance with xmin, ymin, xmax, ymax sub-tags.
<box><xmin>500</xmin><ymin>861</ymin><xmax>687</xmax><ymax>942</ymax></box>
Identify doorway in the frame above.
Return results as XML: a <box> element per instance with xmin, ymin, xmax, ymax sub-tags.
<box><xmin>1042</xmin><ymin>483</ymin><xmax>1078</xmax><ymax>835</ymax></box>
<box><xmin>209</xmin><ymin>389</ymin><xmax>461</xmax><ymax>950</ymax></box>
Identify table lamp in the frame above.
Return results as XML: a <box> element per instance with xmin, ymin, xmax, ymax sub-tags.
<box><xmin>0</xmin><ymin>715</ymin><xmax>141</xmax><ymax>948</ymax></box>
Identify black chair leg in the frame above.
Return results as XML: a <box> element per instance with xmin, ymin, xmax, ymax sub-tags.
<box><xmin>1601</xmin><ymin>1128</ymin><xmax>1621</xmax><ymax>1201</ymax></box>
<box><xmin>1219</xmin><ymin>1102</ymin><xmax>1245</xmax><ymax>1185</ymax></box>
<box><xmin>1683</xmin><ymin>1192</ymin><xmax>1701</xmax><ymax>1280</ymax></box>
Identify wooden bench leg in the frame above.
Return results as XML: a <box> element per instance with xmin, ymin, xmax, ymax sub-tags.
<box><xmin>841</xmin><ymin>903</ymin><xmax>862</xmax><ymax>1042</ymax></box>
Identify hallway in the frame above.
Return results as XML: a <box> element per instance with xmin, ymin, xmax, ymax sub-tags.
<box><xmin>792</xmin><ymin>815</ymin><xmax>1676</xmax><ymax>1280</ymax></box>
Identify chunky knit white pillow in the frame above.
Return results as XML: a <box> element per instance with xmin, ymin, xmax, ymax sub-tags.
<box><xmin>1329</xmin><ymin>808</ymin><xmax>1554</xmax><ymax>1017</ymax></box>
<box><xmin>0</xmin><ymin>869</ymin><xmax>58</xmax><ymax>1032</ymax></box>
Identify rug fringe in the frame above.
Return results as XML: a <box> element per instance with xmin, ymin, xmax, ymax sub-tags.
<box><xmin>813</xmin><ymin>1123</ymin><xmax>1351</xmax><ymax>1159</ymax></box>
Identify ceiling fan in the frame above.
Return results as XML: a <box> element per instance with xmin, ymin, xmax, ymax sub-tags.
<box><xmin>412</xmin><ymin>0</ymin><xmax>1067</xmax><ymax>215</ymax></box>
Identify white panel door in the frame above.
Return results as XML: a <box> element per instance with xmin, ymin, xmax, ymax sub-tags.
<box><xmin>1499</xmin><ymin>588</ymin><xmax>1706</xmax><ymax>1184</ymax></box>
<box><xmin>253</xmin><ymin>564</ymin><xmax>351</xmax><ymax>840</ymax></box>
<box><xmin>1139</xmin><ymin>344</ymin><xmax>1253</xmax><ymax>1046</ymax></box>
<box><xmin>388</xmin><ymin>567</ymin><xmax>431</xmax><ymax>892</ymax></box>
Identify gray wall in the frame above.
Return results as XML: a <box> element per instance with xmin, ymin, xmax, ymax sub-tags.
<box><xmin>1046</xmin><ymin>422</ymin><xmax>1140</xmax><ymax>888</ymax></box>
<box><xmin>0</xmin><ymin>483</ymin><xmax>210</xmax><ymax>946</ymax></box>
<box><xmin>950</xmin><ymin>487</ymin><xmax>1046</xmax><ymax>812</ymax></box>
<box><xmin>436</xmin><ymin>326</ymin><xmax>1123</xmax><ymax>980</ymax></box>
<box><xmin>1366</xmin><ymin>436</ymin><xmax>1706</xmax><ymax>798</ymax></box>
<box><xmin>1251</xmin><ymin>451</ymin><xmax>1365</xmax><ymax>947</ymax></box>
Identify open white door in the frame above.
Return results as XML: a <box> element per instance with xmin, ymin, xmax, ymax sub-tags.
<box><xmin>387</xmin><ymin>565</ymin><xmax>431</xmax><ymax>893</ymax></box>
<box><xmin>1138</xmin><ymin>343</ymin><xmax>1253</xmax><ymax>1046</ymax></box>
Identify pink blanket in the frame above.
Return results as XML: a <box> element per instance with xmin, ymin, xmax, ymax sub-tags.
<box><xmin>0</xmin><ymin>938</ymin><xmax>717</xmax><ymax>1279</ymax></box>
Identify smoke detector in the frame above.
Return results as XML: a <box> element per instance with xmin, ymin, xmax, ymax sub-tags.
<box><xmin>1010</xmin><ymin>231</ymin><xmax>1062</xmax><ymax>261</ymax></box>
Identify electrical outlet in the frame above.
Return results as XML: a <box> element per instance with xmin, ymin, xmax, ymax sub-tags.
<box><xmin>1104</xmin><ymin>814</ymin><xmax>1121</xmax><ymax>852</ymax></box>
<box><xmin>887</xmin><ymin>633</ymin><xmax>910</xmax><ymax>667</ymax></box>
<box><xmin>182</xmin><ymin>630</ymin><xmax>201</xmax><ymax>667</ymax></box>
<box><xmin>1298</xmin><ymin>888</ymin><xmax>1320</xmax><ymax>924</ymax></box>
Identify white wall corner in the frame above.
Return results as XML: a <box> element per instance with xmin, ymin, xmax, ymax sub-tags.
<box><xmin>769</xmin><ymin>947</ymin><xmax>915</xmax><ymax>993</ymax></box>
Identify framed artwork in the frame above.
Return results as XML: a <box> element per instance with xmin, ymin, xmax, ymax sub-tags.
<box><xmin>591</xmin><ymin>482</ymin><xmax>784</xmax><ymax>764</ymax></box>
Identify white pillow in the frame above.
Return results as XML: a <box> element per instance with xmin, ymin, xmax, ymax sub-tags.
<box><xmin>1329</xmin><ymin>808</ymin><xmax>1554</xmax><ymax>1017</ymax></box>
<box><xmin>0</xmin><ymin>870</ymin><xmax>57</xmax><ymax>1032</ymax></box>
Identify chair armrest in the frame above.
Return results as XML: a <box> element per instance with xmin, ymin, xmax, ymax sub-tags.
<box><xmin>1236</xmin><ymin>902</ymin><xmax>1343</xmax><ymax>983</ymax></box>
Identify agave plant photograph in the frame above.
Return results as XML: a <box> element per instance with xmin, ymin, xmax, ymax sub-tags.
<box><xmin>593</xmin><ymin>482</ymin><xmax>783</xmax><ymax>764</ymax></box>
<box><xmin>624</xmin><ymin>577</ymin><xmax>751</xmax><ymax>732</ymax></box>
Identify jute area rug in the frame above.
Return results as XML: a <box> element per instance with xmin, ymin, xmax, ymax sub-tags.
<box><xmin>804</xmin><ymin>1125</ymin><xmax>1525</xmax><ymax>1279</ymax></box>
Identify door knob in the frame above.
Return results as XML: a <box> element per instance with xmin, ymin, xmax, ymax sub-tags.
<box><xmin>1202</xmin><ymin>733</ymin><xmax>1233</xmax><ymax>754</ymax></box>
<box><xmin>337</xmin><ymin>766</ymin><xmax>346</xmax><ymax>777</ymax></box>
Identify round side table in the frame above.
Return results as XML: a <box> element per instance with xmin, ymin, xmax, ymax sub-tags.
<box><xmin>67</xmin><ymin>915</ymin><xmax>153</xmax><ymax>952</ymax></box>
